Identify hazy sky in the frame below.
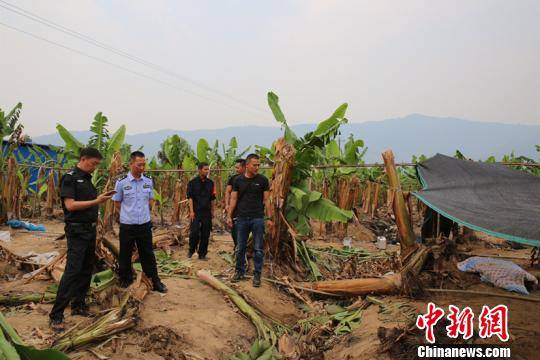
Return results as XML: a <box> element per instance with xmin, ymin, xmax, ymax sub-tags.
<box><xmin>1</xmin><ymin>0</ymin><xmax>538</xmax><ymax>136</ymax></box>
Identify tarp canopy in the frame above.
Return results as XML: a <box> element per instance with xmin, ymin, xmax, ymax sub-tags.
<box><xmin>413</xmin><ymin>154</ymin><xmax>540</xmax><ymax>247</ymax></box>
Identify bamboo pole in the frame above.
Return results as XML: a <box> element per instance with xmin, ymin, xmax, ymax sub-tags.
<box><xmin>382</xmin><ymin>150</ymin><xmax>416</xmax><ymax>253</ymax></box>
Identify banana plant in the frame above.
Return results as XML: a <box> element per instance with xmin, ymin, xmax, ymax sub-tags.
<box><xmin>157</xmin><ymin>134</ymin><xmax>193</xmax><ymax>169</ymax></box>
<box><xmin>56</xmin><ymin>112</ymin><xmax>126</xmax><ymax>188</ymax></box>
<box><xmin>267</xmin><ymin>92</ymin><xmax>353</xmax><ymax>236</ymax></box>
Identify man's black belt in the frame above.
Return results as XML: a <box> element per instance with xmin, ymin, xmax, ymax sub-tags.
<box><xmin>119</xmin><ymin>222</ymin><xmax>151</xmax><ymax>229</ymax></box>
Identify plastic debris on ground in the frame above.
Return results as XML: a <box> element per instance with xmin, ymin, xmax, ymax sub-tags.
<box><xmin>0</xmin><ymin>230</ymin><xmax>10</xmax><ymax>242</ymax></box>
<box><xmin>24</xmin><ymin>251</ymin><xmax>59</xmax><ymax>266</ymax></box>
<box><xmin>6</xmin><ymin>219</ymin><xmax>46</xmax><ymax>231</ymax></box>
<box><xmin>457</xmin><ymin>256</ymin><xmax>538</xmax><ymax>295</ymax></box>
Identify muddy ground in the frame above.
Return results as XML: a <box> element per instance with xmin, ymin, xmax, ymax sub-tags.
<box><xmin>1</xmin><ymin>218</ymin><xmax>539</xmax><ymax>359</ymax></box>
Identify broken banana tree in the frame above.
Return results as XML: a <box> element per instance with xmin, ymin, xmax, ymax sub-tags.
<box><xmin>382</xmin><ymin>149</ymin><xmax>417</xmax><ymax>258</ymax></box>
<box><xmin>268</xmin><ymin>137</ymin><xmax>296</xmax><ymax>262</ymax></box>
<box><xmin>52</xmin><ymin>273</ymin><xmax>152</xmax><ymax>352</ymax></box>
<box><xmin>302</xmin><ymin>246</ymin><xmax>429</xmax><ymax>297</ymax></box>
<box><xmin>102</xmin><ymin>151</ymin><xmax>123</xmax><ymax>232</ymax></box>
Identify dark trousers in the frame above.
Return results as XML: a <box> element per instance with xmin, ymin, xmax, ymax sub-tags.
<box><xmin>119</xmin><ymin>222</ymin><xmax>158</xmax><ymax>282</ymax></box>
<box><xmin>235</xmin><ymin>217</ymin><xmax>265</xmax><ymax>274</ymax></box>
<box><xmin>189</xmin><ymin>216</ymin><xmax>211</xmax><ymax>257</ymax></box>
<box><xmin>231</xmin><ymin>219</ymin><xmax>238</xmax><ymax>250</ymax></box>
<box><xmin>50</xmin><ymin>223</ymin><xmax>96</xmax><ymax>320</ymax></box>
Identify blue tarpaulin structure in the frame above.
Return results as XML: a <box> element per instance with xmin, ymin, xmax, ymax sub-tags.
<box><xmin>2</xmin><ymin>140</ymin><xmax>60</xmax><ymax>191</ymax></box>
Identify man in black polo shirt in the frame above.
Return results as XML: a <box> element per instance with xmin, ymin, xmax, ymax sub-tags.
<box><xmin>49</xmin><ymin>148</ymin><xmax>114</xmax><ymax>330</ymax></box>
<box><xmin>227</xmin><ymin>153</ymin><xmax>273</xmax><ymax>287</ymax></box>
<box><xmin>187</xmin><ymin>162</ymin><xmax>216</xmax><ymax>260</ymax></box>
<box><xmin>224</xmin><ymin>158</ymin><xmax>246</xmax><ymax>250</ymax></box>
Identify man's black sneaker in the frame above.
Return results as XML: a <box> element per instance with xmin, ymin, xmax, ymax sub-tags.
<box><xmin>253</xmin><ymin>272</ymin><xmax>261</xmax><ymax>288</ymax></box>
<box><xmin>152</xmin><ymin>280</ymin><xmax>168</xmax><ymax>293</ymax></box>
<box><xmin>199</xmin><ymin>255</ymin><xmax>208</xmax><ymax>261</ymax></box>
<box><xmin>49</xmin><ymin>317</ymin><xmax>65</xmax><ymax>332</ymax></box>
<box><xmin>187</xmin><ymin>252</ymin><xmax>194</xmax><ymax>259</ymax></box>
<box><xmin>231</xmin><ymin>272</ymin><xmax>245</xmax><ymax>283</ymax></box>
<box><xmin>71</xmin><ymin>305</ymin><xmax>92</xmax><ymax>317</ymax></box>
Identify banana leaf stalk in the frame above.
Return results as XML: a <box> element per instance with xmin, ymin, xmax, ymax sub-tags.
<box><xmin>0</xmin><ymin>328</ymin><xmax>19</xmax><ymax>360</ymax></box>
<box><xmin>197</xmin><ymin>270</ymin><xmax>276</xmax><ymax>345</ymax></box>
<box><xmin>296</xmin><ymin>241</ymin><xmax>322</xmax><ymax>281</ymax></box>
<box><xmin>0</xmin><ymin>292</ymin><xmax>56</xmax><ymax>306</ymax></box>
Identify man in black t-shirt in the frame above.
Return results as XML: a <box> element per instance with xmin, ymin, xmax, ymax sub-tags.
<box><xmin>187</xmin><ymin>162</ymin><xmax>216</xmax><ymax>260</ymax></box>
<box><xmin>225</xmin><ymin>158</ymin><xmax>246</xmax><ymax>250</ymax></box>
<box><xmin>227</xmin><ymin>154</ymin><xmax>273</xmax><ymax>287</ymax></box>
<box><xmin>49</xmin><ymin>148</ymin><xmax>114</xmax><ymax>331</ymax></box>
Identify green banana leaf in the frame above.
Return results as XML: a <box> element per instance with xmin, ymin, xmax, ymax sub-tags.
<box><xmin>267</xmin><ymin>92</ymin><xmax>297</xmax><ymax>144</ymax></box>
<box><xmin>197</xmin><ymin>138</ymin><xmax>210</xmax><ymax>163</ymax></box>
<box><xmin>306</xmin><ymin>198</ymin><xmax>353</xmax><ymax>223</ymax></box>
<box><xmin>55</xmin><ymin>124</ymin><xmax>83</xmax><ymax>154</ymax></box>
<box><xmin>88</xmin><ymin>112</ymin><xmax>109</xmax><ymax>152</ymax></box>
<box><xmin>0</xmin><ymin>312</ymin><xmax>69</xmax><ymax>360</ymax></box>
<box><xmin>107</xmin><ymin>124</ymin><xmax>126</xmax><ymax>155</ymax></box>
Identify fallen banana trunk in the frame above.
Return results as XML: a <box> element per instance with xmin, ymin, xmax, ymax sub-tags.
<box><xmin>52</xmin><ymin>273</ymin><xmax>151</xmax><ymax>352</ymax></box>
<box><xmin>302</xmin><ymin>246</ymin><xmax>430</xmax><ymax>297</ymax></box>
<box><xmin>302</xmin><ymin>274</ymin><xmax>401</xmax><ymax>297</ymax></box>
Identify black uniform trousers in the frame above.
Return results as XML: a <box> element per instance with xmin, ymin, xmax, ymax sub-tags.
<box><xmin>189</xmin><ymin>216</ymin><xmax>211</xmax><ymax>257</ymax></box>
<box><xmin>50</xmin><ymin>223</ymin><xmax>96</xmax><ymax>320</ymax></box>
<box><xmin>119</xmin><ymin>222</ymin><xmax>158</xmax><ymax>283</ymax></box>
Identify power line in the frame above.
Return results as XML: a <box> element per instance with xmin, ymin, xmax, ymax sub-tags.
<box><xmin>0</xmin><ymin>20</ymin><xmax>269</xmax><ymax>119</ymax></box>
<box><xmin>0</xmin><ymin>0</ymin><xmax>268</xmax><ymax>116</ymax></box>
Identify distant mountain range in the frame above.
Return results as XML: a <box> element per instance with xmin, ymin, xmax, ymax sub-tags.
<box><xmin>32</xmin><ymin>114</ymin><xmax>540</xmax><ymax>162</ymax></box>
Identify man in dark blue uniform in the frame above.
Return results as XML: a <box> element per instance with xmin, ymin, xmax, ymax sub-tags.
<box><xmin>49</xmin><ymin>148</ymin><xmax>114</xmax><ymax>331</ymax></box>
<box><xmin>187</xmin><ymin>162</ymin><xmax>215</xmax><ymax>260</ymax></box>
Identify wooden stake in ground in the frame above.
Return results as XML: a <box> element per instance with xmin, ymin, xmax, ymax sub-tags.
<box><xmin>382</xmin><ymin>150</ymin><xmax>416</xmax><ymax>256</ymax></box>
<box><xmin>268</xmin><ymin>137</ymin><xmax>296</xmax><ymax>260</ymax></box>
